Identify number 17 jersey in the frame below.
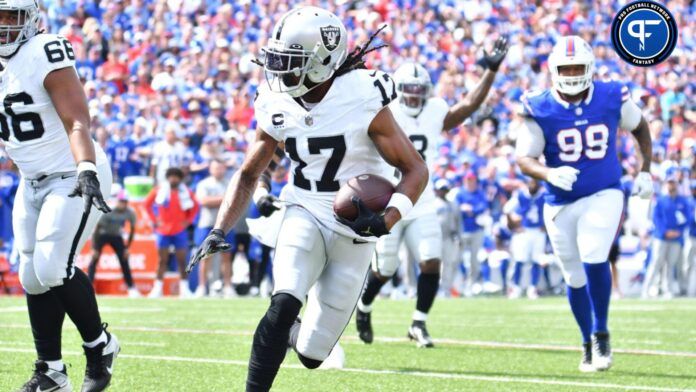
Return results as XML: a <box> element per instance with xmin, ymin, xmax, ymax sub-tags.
<box><xmin>521</xmin><ymin>81</ymin><xmax>626</xmax><ymax>205</ymax></box>
<box><xmin>0</xmin><ymin>33</ymin><xmax>107</xmax><ymax>178</ymax></box>
<box><xmin>254</xmin><ymin>69</ymin><xmax>395</xmax><ymax>240</ymax></box>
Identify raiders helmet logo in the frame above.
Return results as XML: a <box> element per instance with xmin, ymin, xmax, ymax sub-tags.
<box><xmin>320</xmin><ymin>26</ymin><xmax>341</xmax><ymax>51</ymax></box>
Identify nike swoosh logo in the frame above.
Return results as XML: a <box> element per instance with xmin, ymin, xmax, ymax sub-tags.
<box><xmin>36</xmin><ymin>385</ymin><xmax>61</xmax><ymax>392</ymax></box>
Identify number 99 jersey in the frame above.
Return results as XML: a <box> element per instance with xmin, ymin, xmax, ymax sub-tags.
<box><xmin>521</xmin><ymin>81</ymin><xmax>634</xmax><ymax>205</ymax></box>
<box><xmin>254</xmin><ymin>69</ymin><xmax>395</xmax><ymax>240</ymax></box>
<box><xmin>0</xmin><ymin>33</ymin><xmax>107</xmax><ymax>178</ymax></box>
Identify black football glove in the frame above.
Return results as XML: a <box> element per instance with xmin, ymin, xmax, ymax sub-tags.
<box><xmin>186</xmin><ymin>229</ymin><xmax>232</xmax><ymax>274</ymax></box>
<box><xmin>482</xmin><ymin>36</ymin><xmax>509</xmax><ymax>72</ymax></box>
<box><xmin>335</xmin><ymin>197</ymin><xmax>390</xmax><ymax>238</ymax></box>
<box><xmin>257</xmin><ymin>194</ymin><xmax>281</xmax><ymax>217</ymax></box>
<box><xmin>68</xmin><ymin>170</ymin><xmax>111</xmax><ymax>214</ymax></box>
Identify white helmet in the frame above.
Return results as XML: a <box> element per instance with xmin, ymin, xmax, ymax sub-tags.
<box><xmin>393</xmin><ymin>62</ymin><xmax>431</xmax><ymax>116</ymax></box>
<box><xmin>547</xmin><ymin>36</ymin><xmax>595</xmax><ymax>96</ymax></box>
<box><xmin>0</xmin><ymin>0</ymin><xmax>40</xmax><ymax>58</ymax></box>
<box><xmin>261</xmin><ymin>6</ymin><xmax>348</xmax><ymax>98</ymax></box>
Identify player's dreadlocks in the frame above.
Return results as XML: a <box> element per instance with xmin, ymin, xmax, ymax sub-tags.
<box><xmin>334</xmin><ymin>24</ymin><xmax>388</xmax><ymax>77</ymax></box>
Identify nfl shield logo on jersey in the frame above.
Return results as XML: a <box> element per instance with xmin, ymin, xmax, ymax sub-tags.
<box><xmin>320</xmin><ymin>26</ymin><xmax>341</xmax><ymax>51</ymax></box>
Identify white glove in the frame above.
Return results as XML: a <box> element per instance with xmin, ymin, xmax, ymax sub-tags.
<box><xmin>546</xmin><ymin>166</ymin><xmax>580</xmax><ymax>191</ymax></box>
<box><xmin>632</xmin><ymin>171</ymin><xmax>653</xmax><ymax>199</ymax></box>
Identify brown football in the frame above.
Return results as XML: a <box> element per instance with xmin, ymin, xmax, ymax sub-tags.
<box><xmin>333</xmin><ymin>174</ymin><xmax>395</xmax><ymax>221</ymax></box>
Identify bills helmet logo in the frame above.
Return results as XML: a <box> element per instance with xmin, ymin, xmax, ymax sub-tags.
<box><xmin>320</xmin><ymin>26</ymin><xmax>341</xmax><ymax>51</ymax></box>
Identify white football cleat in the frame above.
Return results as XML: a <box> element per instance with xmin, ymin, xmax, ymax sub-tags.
<box><xmin>179</xmin><ymin>281</ymin><xmax>193</xmax><ymax>298</ymax></box>
<box><xmin>526</xmin><ymin>286</ymin><xmax>539</xmax><ymax>300</ymax></box>
<box><xmin>319</xmin><ymin>343</ymin><xmax>345</xmax><ymax>370</ymax></box>
<box><xmin>147</xmin><ymin>282</ymin><xmax>162</xmax><ymax>298</ymax></box>
<box><xmin>578</xmin><ymin>342</ymin><xmax>595</xmax><ymax>373</ymax></box>
<box><xmin>127</xmin><ymin>287</ymin><xmax>141</xmax><ymax>298</ymax></box>
<box><xmin>591</xmin><ymin>332</ymin><xmax>612</xmax><ymax>371</ymax></box>
<box><xmin>507</xmin><ymin>285</ymin><xmax>522</xmax><ymax>299</ymax></box>
<box><xmin>223</xmin><ymin>286</ymin><xmax>238</xmax><ymax>298</ymax></box>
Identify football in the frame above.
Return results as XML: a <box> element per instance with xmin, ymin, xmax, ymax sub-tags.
<box><xmin>333</xmin><ymin>174</ymin><xmax>395</xmax><ymax>221</ymax></box>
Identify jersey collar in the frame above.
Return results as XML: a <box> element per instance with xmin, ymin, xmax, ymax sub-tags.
<box><xmin>551</xmin><ymin>83</ymin><xmax>594</xmax><ymax>108</ymax></box>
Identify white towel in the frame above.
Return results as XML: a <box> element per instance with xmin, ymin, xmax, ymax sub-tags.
<box><xmin>155</xmin><ymin>183</ymin><xmax>195</xmax><ymax>210</ymax></box>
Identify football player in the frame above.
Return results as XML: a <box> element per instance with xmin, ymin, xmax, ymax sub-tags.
<box><xmin>355</xmin><ymin>38</ymin><xmax>508</xmax><ymax>347</ymax></box>
<box><xmin>187</xmin><ymin>7</ymin><xmax>427</xmax><ymax>391</ymax></box>
<box><xmin>515</xmin><ymin>36</ymin><xmax>653</xmax><ymax>372</ymax></box>
<box><xmin>0</xmin><ymin>2</ymin><xmax>119</xmax><ymax>391</ymax></box>
<box><xmin>504</xmin><ymin>177</ymin><xmax>546</xmax><ymax>299</ymax></box>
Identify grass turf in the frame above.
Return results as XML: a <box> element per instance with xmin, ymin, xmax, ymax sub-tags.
<box><xmin>1</xmin><ymin>296</ymin><xmax>695</xmax><ymax>391</ymax></box>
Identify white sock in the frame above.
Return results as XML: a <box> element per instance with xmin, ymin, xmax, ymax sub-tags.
<box><xmin>412</xmin><ymin>310</ymin><xmax>428</xmax><ymax>322</ymax></box>
<box><xmin>84</xmin><ymin>330</ymin><xmax>107</xmax><ymax>348</ymax></box>
<box><xmin>45</xmin><ymin>359</ymin><xmax>64</xmax><ymax>372</ymax></box>
<box><xmin>357</xmin><ymin>299</ymin><xmax>372</xmax><ymax>313</ymax></box>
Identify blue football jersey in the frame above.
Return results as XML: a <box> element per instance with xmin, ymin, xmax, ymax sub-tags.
<box><xmin>521</xmin><ymin>81</ymin><xmax>626</xmax><ymax>205</ymax></box>
<box><xmin>516</xmin><ymin>190</ymin><xmax>545</xmax><ymax>229</ymax></box>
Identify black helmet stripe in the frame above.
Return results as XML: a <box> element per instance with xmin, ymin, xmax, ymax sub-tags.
<box><xmin>413</xmin><ymin>64</ymin><xmax>418</xmax><ymax>77</ymax></box>
<box><xmin>275</xmin><ymin>11</ymin><xmax>292</xmax><ymax>40</ymax></box>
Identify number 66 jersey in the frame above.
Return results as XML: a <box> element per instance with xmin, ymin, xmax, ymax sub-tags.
<box><xmin>519</xmin><ymin>80</ymin><xmax>642</xmax><ymax>205</ymax></box>
<box><xmin>0</xmin><ymin>33</ymin><xmax>107</xmax><ymax>178</ymax></box>
<box><xmin>254</xmin><ymin>69</ymin><xmax>395</xmax><ymax>240</ymax></box>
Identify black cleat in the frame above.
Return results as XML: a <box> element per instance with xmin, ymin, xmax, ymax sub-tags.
<box><xmin>591</xmin><ymin>332</ymin><xmax>612</xmax><ymax>371</ymax></box>
<box><xmin>579</xmin><ymin>342</ymin><xmax>595</xmax><ymax>372</ymax></box>
<box><xmin>81</xmin><ymin>325</ymin><xmax>120</xmax><ymax>392</ymax></box>
<box><xmin>356</xmin><ymin>309</ymin><xmax>373</xmax><ymax>344</ymax></box>
<box><xmin>407</xmin><ymin>320</ymin><xmax>434</xmax><ymax>348</ymax></box>
<box><xmin>17</xmin><ymin>360</ymin><xmax>72</xmax><ymax>392</ymax></box>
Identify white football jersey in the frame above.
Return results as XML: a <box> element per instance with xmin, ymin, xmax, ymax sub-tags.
<box><xmin>255</xmin><ymin>69</ymin><xmax>396</xmax><ymax>240</ymax></box>
<box><xmin>0</xmin><ymin>34</ymin><xmax>107</xmax><ymax>178</ymax></box>
<box><xmin>389</xmin><ymin>96</ymin><xmax>449</xmax><ymax>219</ymax></box>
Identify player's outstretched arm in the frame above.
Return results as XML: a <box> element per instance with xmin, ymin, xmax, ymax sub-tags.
<box><xmin>442</xmin><ymin>37</ymin><xmax>508</xmax><ymax>131</ymax></box>
<box><xmin>368</xmin><ymin>107</ymin><xmax>428</xmax><ymax>230</ymax></box>
<box><xmin>46</xmin><ymin>67</ymin><xmax>110</xmax><ymax>213</ymax></box>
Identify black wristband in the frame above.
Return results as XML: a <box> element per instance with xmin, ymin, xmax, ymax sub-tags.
<box><xmin>210</xmin><ymin>229</ymin><xmax>225</xmax><ymax>237</ymax></box>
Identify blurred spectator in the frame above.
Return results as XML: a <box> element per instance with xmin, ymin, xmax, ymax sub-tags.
<box><xmin>505</xmin><ymin>178</ymin><xmax>545</xmax><ymax>300</ymax></box>
<box><xmin>88</xmin><ymin>191</ymin><xmax>139</xmax><ymax>298</ymax></box>
<box><xmin>434</xmin><ymin>179</ymin><xmax>461</xmax><ymax>298</ymax></box>
<box><xmin>145</xmin><ymin>167</ymin><xmax>199</xmax><ymax>298</ymax></box>
<box><xmin>683</xmin><ymin>182</ymin><xmax>696</xmax><ymax>296</ymax></box>
<box><xmin>194</xmin><ymin>159</ymin><xmax>236</xmax><ymax>298</ymax></box>
<box><xmin>454</xmin><ymin>171</ymin><xmax>488</xmax><ymax>295</ymax></box>
<box><xmin>150</xmin><ymin>124</ymin><xmax>192</xmax><ymax>184</ymax></box>
<box><xmin>642</xmin><ymin>174</ymin><xmax>690</xmax><ymax>299</ymax></box>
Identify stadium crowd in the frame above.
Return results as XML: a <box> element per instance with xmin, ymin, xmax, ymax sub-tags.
<box><xmin>0</xmin><ymin>0</ymin><xmax>694</xmax><ymax>298</ymax></box>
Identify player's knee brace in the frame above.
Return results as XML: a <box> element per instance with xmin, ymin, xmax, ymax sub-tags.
<box><xmin>267</xmin><ymin>293</ymin><xmax>302</xmax><ymax>329</ymax></box>
<box><xmin>297</xmin><ymin>353</ymin><xmax>323</xmax><ymax>369</ymax></box>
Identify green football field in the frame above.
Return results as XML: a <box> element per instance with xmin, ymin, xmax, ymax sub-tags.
<box><xmin>1</xmin><ymin>296</ymin><xmax>695</xmax><ymax>391</ymax></box>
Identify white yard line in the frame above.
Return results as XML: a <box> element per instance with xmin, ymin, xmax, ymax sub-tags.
<box><xmin>0</xmin><ymin>347</ymin><xmax>691</xmax><ymax>392</ymax></box>
<box><xmin>1</xmin><ymin>322</ymin><xmax>694</xmax><ymax>358</ymax></box>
